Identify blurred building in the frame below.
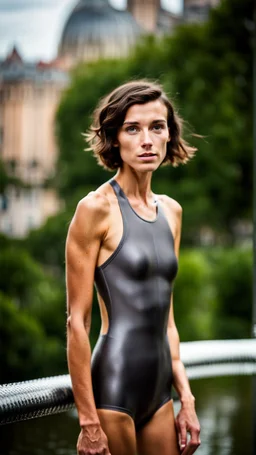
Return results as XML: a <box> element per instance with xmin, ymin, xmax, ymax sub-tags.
<box><xmin>184</xmin><ymin>0</ymin><xmax>220</xmax><ymax>22</ymax></box>
<box><xmin>57</xmin><ymin>0</ymin><xmax>180</xmax><ymax>70</ymax></box>
<box><xmin>0</xmin><ymin>47</ymin><xmax>69</xmax><ymax>237</ymax></box>
<box><xmin>0</xmin><ymin>0</ymin><xmax>220</xmax><ymax>238</ymax></box>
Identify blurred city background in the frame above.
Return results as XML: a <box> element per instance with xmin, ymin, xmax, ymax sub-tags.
<box><xmin>0</xmin><ymin>0</ymin><xmax>254</xmax><ymax>454</ymax></box>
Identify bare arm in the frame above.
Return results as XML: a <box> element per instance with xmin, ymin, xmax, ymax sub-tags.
<box><xmin>168</xmin><ymin>299</ymin><xmax>196</xmax><ymax>406</ymax></box>
<box><xmin>164</xmin><ymin>198</ymin><xmax>201</xmax><ymax>454</ymax></box>
<box><xmin>168</xmin><ymin>300</ymin><xmax>201</xmax><ymax>455</ymax></box>
<box><xmin>65</xmin><ymin>192</ymin><xmax>111</xmax><ymax>455</ymax></box>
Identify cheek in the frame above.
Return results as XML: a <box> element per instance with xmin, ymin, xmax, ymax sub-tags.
<box><xmin>164</xmin><ymin>130</ymin><xmax>171</xmax><ymax>143</ymax></box>
<box><xmin>158</xmin><ymin>133</ymin><xmax>170</xmax><ymax>146</ymax></box>
<box><xmin>119</xmin><ymin>135</ymin><xmax>137</xmax><ymax>151</ymax></box>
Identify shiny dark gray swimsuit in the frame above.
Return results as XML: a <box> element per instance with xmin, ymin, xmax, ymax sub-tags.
<box><xmin>92</xmin><ymin>179</ymin><xmax>178</xmax><ymax>429</ymax></box>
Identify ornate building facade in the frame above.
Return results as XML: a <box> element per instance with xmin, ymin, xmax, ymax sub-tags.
<box><xmin>0</xmin><ymin>48</ymin><xmax>69</xmax><ymax>237</ymax></box>
<box><xmin>57</xmin><ymin>0</ymin><xmax>180</xmax><ymax>70</ymax></box>
<box><xmin>0</xmin><ymin>0</ymin><xmax>220</xmax><ymax>237</ymax></box>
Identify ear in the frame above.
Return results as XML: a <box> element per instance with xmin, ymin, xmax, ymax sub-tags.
<box><xmin>167</xmin><ymin>129</ymin><xmax>171</xmax><ymax>142</ymax></box>
<box><xmin>113</xmin><ymin>140</ymin><xmax>119</xmax><ymax>147</ymax></box>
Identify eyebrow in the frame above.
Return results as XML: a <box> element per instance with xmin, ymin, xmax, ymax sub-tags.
<box><xmin>123</xmin><ymin>119</ymin><xmax>167</xmax><ymax>125</ymax></box>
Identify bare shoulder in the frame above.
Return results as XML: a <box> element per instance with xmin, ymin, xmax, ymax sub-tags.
<box><xmin>77</xmin><ymin>189</ymin><xmax>110</xmax><ymax>221</ymax></box>
<box><xmin>158</xmin><ymin>194</ymin><xmax>182</xmax><ymax>219</ymax></box>
<box><xmin>157</xmin><ymin>194</ymin><xmax>182</xmax><ymax>245</ymax></box>
<box><xmin>68</xmin><ymin>188</ymin><xmax>111</xmax><ymax>242</ymax></box>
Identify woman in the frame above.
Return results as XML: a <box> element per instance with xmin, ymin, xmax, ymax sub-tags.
<box><xmin>66</xmin><ymin>80</ymin><xmax>201</xmax><ymax>455</ymax></box>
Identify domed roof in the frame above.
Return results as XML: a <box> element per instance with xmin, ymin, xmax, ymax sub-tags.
<box><xmin>58</xmin><ymin>0</ymin><xmax>143</xmax><ymax>64</ymax></box>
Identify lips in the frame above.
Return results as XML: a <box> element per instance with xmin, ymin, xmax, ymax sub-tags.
<box><xmin>139</xmin><ymin>153</ymin><xmax>156</xmax><ymax>157</ymax></box>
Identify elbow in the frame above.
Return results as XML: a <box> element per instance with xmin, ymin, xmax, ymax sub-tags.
<box><xmin>66</xmin><ymin>313</ymin><xmax>82</xmax><ymax>332</ymax></box>
<box><xmin>66</xmin><ymin>314</ymin><xmax>75</xmax><ymax>339</ymax></box>
<box><xmin>66</xmin><ymin>312</ymin><xmax>91</xmax><ymax>336</ymax></box>
<box><xmin>66</xmin><ymin>314</ymin><xmax>72</xmax><ymax>331</ymax></box>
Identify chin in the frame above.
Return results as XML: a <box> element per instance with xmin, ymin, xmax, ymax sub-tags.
<box><xmin>137</xmin><ymin>163</ymin><xmax>159</xmax><ymax>173</ymax></box>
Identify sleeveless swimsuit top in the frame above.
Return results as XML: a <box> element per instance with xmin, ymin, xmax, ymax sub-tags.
<box><xmin>92</xmin><ymin>179</ymin><xmax>178</xmax><ymax>428</ymax></box>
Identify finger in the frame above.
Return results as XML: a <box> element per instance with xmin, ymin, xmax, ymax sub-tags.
<box><xmin>181</xmin><ymin>438</ymin><xmax>201</xmax><ymax>455</ymax></box>
<box><xmin>190</xmin><ymin>427</ymin><xmax>201</xmax><ymax>448</ymax></box>
<box><xmin>178</xmin><ymin>424</ymin><xmax>188</xmax><ymax>452</ymax></box>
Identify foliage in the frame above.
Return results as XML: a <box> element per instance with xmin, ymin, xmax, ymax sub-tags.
<box><xmin>0</xmin><ymin>232</ymin><xmax>23</xmax><ymax>250</ymax></box>
<box><xmin>0</xmin><ymin>246</ymin><xmax>66</xmax><ymax>358</ymax></box>
<box><xmin>0</xmin><ymin>243</ymin><xmax>252</xmax><ymax>382</ymax></box>
<box><xmin>0</xmin><ymin>0</ymin><xmax>253</xmax><ymax>382</ymax></box>
<box><xmin>174</xmin><ymin>249</ymin><xmax>217</xmax><ymax>341</ymax></box>
<box><xmin>0</xmin><ymin>159</ymin><xmax>30</xmax><ymax>194</ymax></box>
<box><xmin>89</xmin><ymin>247</ymin><xmax>253</xmax><ymax>343</ymax></box>
<box><xmin>56</xmin><ymin>60</ymin><xmax>129</xmax><ymax>203</ymax></box>
<box><xmin>160</xmin><ymin>0</ymin><xmax>253</xmax><ymax>235</ymax></box>
<box><xmin>0</xmin><ymin>160</ymin><xmax>9</xmax><ymax>194</ymax></box>
<box><xmin>25</xmin><ymin>211</ymin><xmax>71</xmax><ymax>272</ymax></box>
<box><xmin>209</xmin><ymin>246</ymin><xmax>253</xmax><ymax>338</ymax></box>
<box><xmin>174</xmin><ymin>246</ymin><xmax>252</xmax><ymax>341</ymax></box>
<box><xmin>0</xmin><ymin>293</ymin><xmax>66</xmax><ymax>383</ymax></box>
<box><xmin>0</xmin><ymin>243</ymin><xmax>68</xmax><ymax>382</ymax></box>
<box><xmin>55</xmin><ymin>0</ymin><xmax>253</xmax><ymax>244</ymax></box>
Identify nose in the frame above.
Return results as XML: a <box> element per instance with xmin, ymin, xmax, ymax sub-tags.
<box><xmin>141</xmin><ymin>128</ymin><xmax>153</xmax><ymax>148</ymax></box>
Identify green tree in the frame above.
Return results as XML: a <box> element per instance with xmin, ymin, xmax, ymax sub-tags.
<box><xmin>174</xmin><ymin>249</ymin><xmax>217</xmax><ymax>341</ymax></box>
<box><xmin>0</xmin><ymin>293</ymin><xmax>66</xmax><ymax>383</ymax></box>
<box><xmin>55</xmin><ymin>0</ymin><xmax>252</xmax><ymax>244</ymax></box>
<box><xmin>25</xmin><ymin>211</ymin><xmax>71</xmax><ymax>272</ymax></box>
<box><xmin>56</xmin><ymin>60</ymin><xmax>130</xmax><ymax>203</ymax></box>
<box><xmin>1</xmin><ymin>0</ymin><xmax>252</xmax><ymax>384</ymax></box>
<box><xmin>128</xmin><ymin>0</ymin><xmax>253</xmax><ymax>240</ymax></box>
<box><xmin>209</xmin><ymin>247</ymin><xmax>252</xmax><ymax>338</ymax></box>
<box><xmin>0</xmin><ymin>246</ymin><xmax>66</xmax><ymax>342</ymax></box>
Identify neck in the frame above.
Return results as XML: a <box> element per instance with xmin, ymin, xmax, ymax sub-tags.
<box><xmin>114</xmin><ymin>167</ymin><xmax>153</xmax><ymax>204</ymax></box>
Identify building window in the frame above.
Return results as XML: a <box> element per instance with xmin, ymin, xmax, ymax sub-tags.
<box><xmin>0</xmin><ymin>194</ymin><xmax>8</xmax><ymax>211</ymax></box>
<box><xmin>185</xmin><ymin>4</ymin><xmax>211</xmax><ymax>21</ymax></box>
<box><xmin>29</xmin><ymin>159</ymin><xmax>39</xmax><ymax>169</ymax></box>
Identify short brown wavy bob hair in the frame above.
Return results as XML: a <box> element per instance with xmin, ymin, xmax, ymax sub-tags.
<box><xmin>85</xmin><ymin>80</ymin><xmax>196</xmax><ymax>170</ymax></box>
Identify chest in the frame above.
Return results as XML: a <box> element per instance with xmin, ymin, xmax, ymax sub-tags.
<box><xmin>115</xmin><ymin>216</ymin><xmax>178</xmax><ymax>282</ymax></box>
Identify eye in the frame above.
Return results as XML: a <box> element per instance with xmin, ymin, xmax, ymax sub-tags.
<box><xmin>126</xmin><ymin>126</ymin><xmax>139</xmax><ymax>133</ymax></box>
<box><xmin>152</xmin><ymin>124</ymin><xmax>165</xmax><ymax>131</ymax></box>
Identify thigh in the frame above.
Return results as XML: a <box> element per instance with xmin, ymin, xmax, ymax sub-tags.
<box><xmin>136</xmin><ymin>400</ymin><xmax>180</xmax><ymax>455</ymax></box>
<box><xmin>97</xmin><ymin>409</ymin><xmax>137</xmax><ymax>455</ymax></box>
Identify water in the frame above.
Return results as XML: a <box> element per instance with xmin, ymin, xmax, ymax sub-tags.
<box><xmin>0</xmin><ymin>376</ymin><xmax>254</xmax><ymax>455</ymax></box>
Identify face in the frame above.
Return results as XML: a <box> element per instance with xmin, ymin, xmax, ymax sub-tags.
<box><xmin>116</xmin><ymin>99</ymin><xmax>170</xmax><ymax>173</ymax></box>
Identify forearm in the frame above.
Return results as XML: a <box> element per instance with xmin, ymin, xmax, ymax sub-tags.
<box><xmin>67</xmin><ymin>321</ymin><xmax>99</xmax><ymax>427</ymax></box>
<box><xmin>172</xmin><ymin>358</ymin><xmax>195</xmax><ymax>405</ymax></box>
<box><xmin>167</xmin><ymin>326</ymin><xmax>195</xmax><ymax>405</ymax></box>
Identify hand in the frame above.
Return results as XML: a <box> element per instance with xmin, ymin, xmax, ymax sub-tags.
<box><xmin>175</xmin><ymin>400</ymin><xmax>201</xmax><ymax>454</ymax></box>
<box><xmin>77</xmin><ymin>423</ymin><xmax>111</xmax><ymax>455</ymax></box>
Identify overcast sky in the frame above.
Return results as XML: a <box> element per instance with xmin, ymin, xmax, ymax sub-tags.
<box><xmin>0</xmin><ymin>0</ymin><xmax>182</xmax><ymax>61</ymax></box>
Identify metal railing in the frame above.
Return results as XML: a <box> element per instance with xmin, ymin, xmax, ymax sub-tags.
<box><xmin>1</xmin><ymin>339</ymin><xmax>256</xmax><ymax>426</ymax></box>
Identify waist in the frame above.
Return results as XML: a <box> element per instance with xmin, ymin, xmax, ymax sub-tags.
<box><xmin>99</xmin><ymin>327</ymin><xmax>169</xmax><ymax>347</ymax></box>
